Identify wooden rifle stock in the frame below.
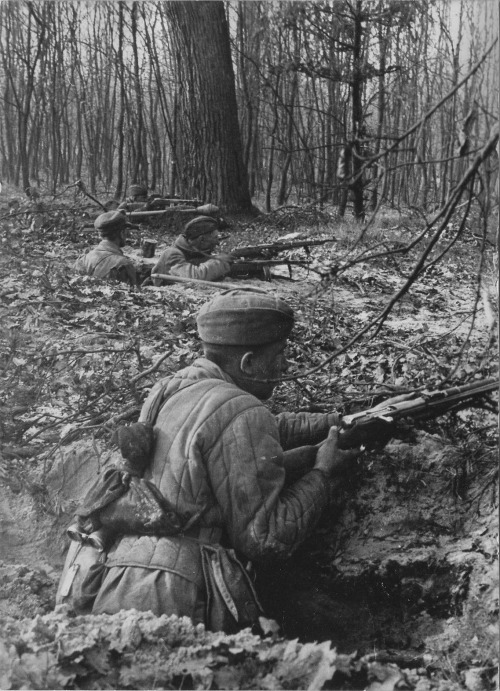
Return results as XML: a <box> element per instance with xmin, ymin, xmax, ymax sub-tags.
<box><xmin>283</xmin><ymin>378</ymin><xmax>498</xmax><ymax>480</ymax></box>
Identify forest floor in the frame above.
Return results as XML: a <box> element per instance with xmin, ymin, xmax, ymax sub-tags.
<box><xmin>0</xmin><ymin>194</ymin><xmax>498</xmax><ymax>690</ymax></box>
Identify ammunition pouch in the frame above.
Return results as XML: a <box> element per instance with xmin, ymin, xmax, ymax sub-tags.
<box><xmin>200</xmin><ymin>544</ymin><xmax>264</xmax><ymax>633</ymax></box>
<box><xmin>56</xmin><ymin>537</ymin><xmax>108</xmax><ymax>614</ymax></box>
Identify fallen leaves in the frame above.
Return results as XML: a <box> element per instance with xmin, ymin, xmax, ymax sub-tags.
<box><xmin>0</xmin><ymin>608</ymin><xmax>339</xmax><ymax>690</ymax></box>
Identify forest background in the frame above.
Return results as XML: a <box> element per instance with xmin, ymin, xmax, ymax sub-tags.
<box><xmin>0</xmin><ymin>1</ymin><xmax>499</xmax><ymax>690</ymax></box>
<box><xmin>0</xmin><ymin>0</ymin><xmax>498</xmax><ymax>217</ymax></box>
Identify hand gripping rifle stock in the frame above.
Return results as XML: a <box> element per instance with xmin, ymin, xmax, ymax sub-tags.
<box><xmin>338</xmin><ymin>377</ymin><xmax>499</xmax><ymax>451</ymax></box>
<box><xmin>282</xmin><ymin>378</ymin><xmax>498</xmax><ymax>482</ymax></box>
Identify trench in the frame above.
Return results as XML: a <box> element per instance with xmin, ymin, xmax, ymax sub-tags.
<box><xmin>0</xmin><ymin>430</ymin><xmax>496</xmax><ymax>690</ymax></box>
<box><xmin>255</xmin><ymin>554</ymin><xmax>472</xmax><ymax>654</ymax></box>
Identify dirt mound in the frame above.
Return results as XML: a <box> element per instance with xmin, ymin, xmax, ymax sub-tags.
<box><xmin>0</xmin><ymin>564</ymin><xmax>56</xmax><ymax>621</ymax></box>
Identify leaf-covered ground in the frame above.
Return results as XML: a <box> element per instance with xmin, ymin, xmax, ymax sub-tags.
<box><xmin>0</xmin><ymin>606</ymin><xmax>433</xmax><ymax>691</ymax></box>
<box><xmin>0</xmin><ymin>191</ymin><xmax>498</xmax><ymax>690</ymax></box>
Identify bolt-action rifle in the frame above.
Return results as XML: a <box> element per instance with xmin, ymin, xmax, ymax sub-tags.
<box><xmin>119</xmin><ymin>197</ymin><xmax>204</xmax><ymax>213</ymax></box>
<box><xmin>284</xmin><ymin>377</ymin><xmax>499</xmax><ymax>479</ymax></box>
<box><xmin>145</xmin><ymin>195</ymin><xmax>203</xmax><ymax>210</ymax></box>
<box><xmin>230</xmin><ymin>237</ymin><xmax>336</xmax><ymax>260</ymax></box>
<box><xmin>228</xmin><ymin>237</ymin><xmax>336</xmax><ymax>280</ymax></box>
<box><xmin>125</xmin><ymin>205</ymin><xmax>228</xmax><ymax>234</ymax></box>
<box><xmin>126</xmin><ymin>203</ymin><xmax>220</xmax><ymax>223</ymax></box>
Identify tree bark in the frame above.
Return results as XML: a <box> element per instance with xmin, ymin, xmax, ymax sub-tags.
<box><xmin>350</xmin><ymin>0</ymin><xmax>365</xmax><ymax>221</ymax></box>
<box><xmin>163</xmin><ymin>1</ymin><xmax>252</xmax><ymax>212</ymax></box>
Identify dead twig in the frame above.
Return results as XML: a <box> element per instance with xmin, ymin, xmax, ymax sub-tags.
<box><xmin>75</xmin><ymin>180</ymin><xmax>107</xmax><ymax>211</ymax></box>
<box><xmin>150</xmin><ymin>273</ymin><xmax>269</xmax><ymax>292</ymax></box>
<box><xmin>34</xmin><ymin>347</ymin><xmax>129</xmax><ymax>360</ymax></box>
<box><xmin>104</xmin><ymin>405</ymin><xmax>141</xmax><ymax>428</ymax></box>
<box><xmin>130</xmin><ymin>349</ymin><xmax>173</xmax><ymax>384</ymax></box>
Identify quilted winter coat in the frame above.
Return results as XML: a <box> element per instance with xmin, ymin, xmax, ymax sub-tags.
<box><xmin>151</xmin><ymin>235</ymin><xmax>231</xmax><ymax>283</ymax></box>
<box><xmin>74</xmin><ymin>239</ymin><xmax>137</xmax><ymax>285</ymax></box>
<box><xmin>92</xmin><ymin>358</ymin><xmax>339</xmax><ymax>629</ymax></box>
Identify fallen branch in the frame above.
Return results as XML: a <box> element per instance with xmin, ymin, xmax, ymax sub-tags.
<box><xmin>130</xmin><ymin>349</ymin><xmax>173</xmax><ymax>384</ymax></box>
<box><xmin>34</xmin><ymin>347</ymin><xmax>129</xmax><ymax>360</ymax></box>
<box><xmin>57</xmin><ymin>405</ymin><xmax>141</xmax><ymax>445</ymax></box>
<box><xmin>104</xmin><ymin>405</ymin><xmax>140</xmax><ymax>427</ymax></box>
<box><xmin>1</xmin><ymin>444</ymin><xmax>45</xmax><ymax>459</ymax></box>
<box><xmin>150</xmin><ymin>273</ymin><xmax>269</xmax><ymax>291</ymax></box>
<box><xmin>75</xmin><ymin>180</ymin><xmax>107</xmax><ymax>211</ymax></box>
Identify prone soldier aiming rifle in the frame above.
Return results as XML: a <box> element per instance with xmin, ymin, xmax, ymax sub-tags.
<box><xmin>149</xmin><ymin>229</ymin><xmax>337</xmax><ymax>286</ymax></box>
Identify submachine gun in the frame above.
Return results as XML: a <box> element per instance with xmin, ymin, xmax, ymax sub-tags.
<box><xmin>228</xmin><ymin>236</ymin><xmax>336</xmax><ymax>280</ymax></box>
<box><xmin>284</xmin><ymin>377</ymin><xmax>499</xmax><ymax>478</ymax></box>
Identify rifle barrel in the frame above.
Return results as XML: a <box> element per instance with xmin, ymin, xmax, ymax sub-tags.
<box><xmin>232</xmin><ymin>238</ymin><xmax>336</xmax><ymax>258</ymax></box>
<box><xmin>127</xmin><ymin>209</ymin><xmax>197</xmax><ymax>218</ymax></box>
<box><xmin>344</xmin><ymin>378</ymin><xmax>499</xmax><ymax>425</ymax></box>
<box><xmin>424</xmin><ymin>378</ymin><xmax>499</xmax><ymax>399</ymax></box>
<box><xmin>150</xmin><ymin>198</ymin><xmax>202</xmax><ymax>205</ymax></box>
<box><xmin>232</xmin><ymin>259</ymin><xmax>310</xmax><ymax>266</ymax></box>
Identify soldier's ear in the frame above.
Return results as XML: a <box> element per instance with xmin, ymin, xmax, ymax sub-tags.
<box><xmin>239</xmin><ymin>351</ymin><xmax>255</xmax><ymax>375</ymax></box>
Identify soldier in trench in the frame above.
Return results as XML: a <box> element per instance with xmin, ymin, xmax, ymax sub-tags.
<box><xmin>89</xmin><ymin>289</ymin><xmax>361</xmax><ymax>632</ymax></box>
<box><xmin>73</xmin><ymin>210</ymin><xmax>138</xmax><ymax>287</ymax></box>
<box><xmin>117</xmin><ymin>183</ymin><xmax>150</xmax><ymax>212</ymax></box>
<box><xmin>150</xmin><ymin>215</ymin><xmax>234</xmax><ymax>284</ymax></box>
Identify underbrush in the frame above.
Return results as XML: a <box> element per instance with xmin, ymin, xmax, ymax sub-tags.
<box><xmin>0</xmin><ymin>193</ymin><xmax>498</xmax><ymax>690</ymax></box>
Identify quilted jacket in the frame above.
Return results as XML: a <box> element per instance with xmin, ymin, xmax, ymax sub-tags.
<box><xmin>74</xmin><ymin>239</ymin><xmax>137</xmax><ymax>285</ymax></box>
<box><xmin>92</xmin><ymin>358</ymin><xmax>338</xmax><ymax>627</ymax></box>
<box><xmin>151</xmin><ymin>235</ymin><xmax>231</xmax><ymax>283</ymax></box>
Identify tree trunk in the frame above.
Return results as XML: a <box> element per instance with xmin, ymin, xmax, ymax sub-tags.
<box><xmin>277</xmin><ymin>26</ymin><xmax>299</xmax><ymax>207</ymax></box>
<box><xmin>163</xmin><ymin>1</ymin><xmax>252</xmax><ymax>212</ymax></box>
<box><xmin>130</xmin><ymin>2</ymin><xmax>148</xmax><ymax>186</ymax></box>
<box><xmin>350</xmin><ymin>0</ymin><xmax>365</xmax><ymax>221</ymax></box>
<box><xmin>114</xmin><ymin>2</ymin><xmax>126</xmax><ymax>200</ymax></box>
<box><xmin>370</xmin><ymin>12</ymin><xmax>388</xmax><ymax>211</ymax></box>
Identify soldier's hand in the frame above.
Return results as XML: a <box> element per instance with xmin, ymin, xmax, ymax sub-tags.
<box><xmin>314</xmin><ymin>426</ymin><xmax>361</xmax><ymax>475</ymax></box>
